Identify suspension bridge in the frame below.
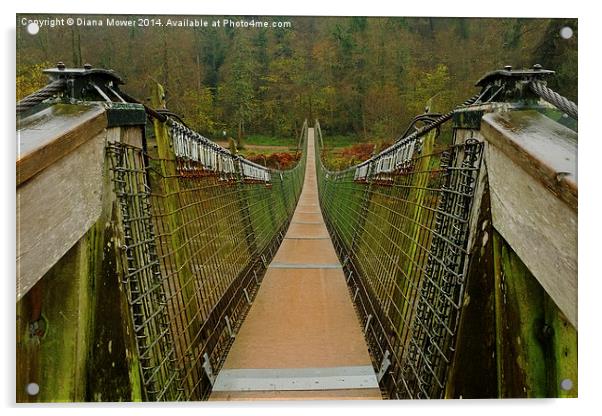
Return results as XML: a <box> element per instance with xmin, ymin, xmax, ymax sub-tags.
<box><xmin>16</xmin><ymin>64</ymin><xmax>577</xmax><ymax>402</ymax></box>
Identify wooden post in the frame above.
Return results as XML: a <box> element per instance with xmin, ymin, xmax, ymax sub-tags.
<box><xmin>16</xmin><ymin>236</ymin><xmax>92</xmax><ymax>402</ymax></box>
<box><xmin>151</xmin><ymin>82</ymin><xmax>201</xmax><ymax>395</ymax></box>
<box><xmin>393</xmin><ymin>129</ymin><xmax>436</xmax><ymax>335</ymax></box>
<box><xmin>16</xmin><ymin>164</ymin><xmax>144</xmax><ymax>402</ymax></box>
<box><xmin>16</xmin><ymin>110</ymin><xmax>146</xmax><ymax>402</ymax></box>
<box><xmin>236</xmin><ymin>165</ymin><xmax>258</xmax><ymax>259</ymax></box>
<box><xmin>491</xmin><ymin>231</ymin><xmax>577</xmax><ymax>398</ymax></box>
<box><xmin>544</xmin><ymin>296</ymin><xmax>578</xmax><ymax>398</ymax></box>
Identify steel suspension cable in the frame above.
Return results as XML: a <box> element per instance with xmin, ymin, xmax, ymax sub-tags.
<box><xmin>530</xmin><ymin>81</ymin><xmax>578</xmax><ymax>120</ymax></box>
<box><xmin>393</xmin><ymin>93</ymin><xmax>482</xmax><ymax>145</ymax></box>
<box><xmin>16</xmin><ymin>79</ymin><xmax>66</xmax><ymax>114</ymax></box>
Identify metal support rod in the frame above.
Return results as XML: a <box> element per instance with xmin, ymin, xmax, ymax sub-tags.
<box><xmin>225</xmin><ymin>315</ymin><xmax>235</xmax><ymax>338</ymax></box>
<box><xmin>364</xmin><ymin>314</ymin><xmax>373</xmax><ymax>335</ymax></box>
<box><xmin>202</xmin><ymin>353</ymin><xmax>216</xmax><ymax>386</ymax></box>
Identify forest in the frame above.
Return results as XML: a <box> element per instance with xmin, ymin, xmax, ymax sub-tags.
<box><xmin>17</xmin><ymin>15</ymin><xmax>577</xmax><ymax>162</ymax></box>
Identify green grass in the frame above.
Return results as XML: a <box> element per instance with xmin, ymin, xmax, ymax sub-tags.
<box><xmin>321</xmin><ymin>134</ymin><xmax>363</xmax><ymax>148</ymax></box>
<box><xmin>243</xmin><ymin>134</ymin><xmax>362</xmax><ymax>148</ymax></box>
<box><xmin>244</xmin><ymin>134</ymin><xmax>296</xmax><ymax>147</ymax></box>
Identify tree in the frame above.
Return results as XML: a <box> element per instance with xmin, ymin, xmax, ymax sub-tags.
<box><xmin>535</xmin><ymin>19</ymin><xmax>578</xmax><ymax>102</ymax></box>
<box><xmin>16</xmin><ymin>61</ymin><xmax>50</xmax><ymax>100</ymax></box>
<box><xmin>218</xmin><ymin>32</ymin><xmax>258</xmax><ymax>143</ymax></box>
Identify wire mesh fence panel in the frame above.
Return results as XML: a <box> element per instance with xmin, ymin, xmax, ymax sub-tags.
<box><xmin>107</xmin><ymin>142</ymin><xmax>182</xmax><ymax>401</ymax></box>
<box><xmin>315</xmin><ymin>121</ymin><xmax>483</xmax><ymax>399</ymax></box>
<box><xmin>108</xmin><ymin>119</ymin><xmax>307</xmax><ymax>401</ymax></box>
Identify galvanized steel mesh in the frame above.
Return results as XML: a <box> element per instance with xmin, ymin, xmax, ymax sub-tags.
<box><xmin>108</xmin><ymin>120</ymin><xmax>307</xmax><ymax>401</ymax></box>
<box><xmin>315</xmin><ymin>120</ymin><xmax>483</xmax><ymax>399</ymax></box>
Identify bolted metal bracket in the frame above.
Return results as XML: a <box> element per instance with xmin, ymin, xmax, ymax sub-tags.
<box><xmin>376</xmin><ymin>350</ymin><xmax>391</xmax><ymax>383</ymax></box>
<box><xmin>29</xmin><ymin>315</ymin><xmax>47</xmax><ymax>345</ymax></box>
<box><xmin>202</xmin><ymin>352</ymin><xmax>216</xmax><ymax>386</ymax></box>
<box><xmin>475</xmin><ymin>64</ymin><xmax>555</xmax><ymax>103</ymax></box>
<box><xmin>43</xmin><ymin>62</ymin><xmax>126</xmax><ymax>103</ymax></box>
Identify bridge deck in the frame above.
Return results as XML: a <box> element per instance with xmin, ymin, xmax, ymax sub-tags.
<box><xmin>209</xmin><ymin>128</ymin><xmax>381</xmax><ymax>401</ymax></box>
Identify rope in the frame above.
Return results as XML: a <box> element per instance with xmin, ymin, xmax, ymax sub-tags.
<box><xmin>530</xmin><ymin>81</ymin><xmax>578</xmax><ymax>120</ymax></box>
<box><xmin>16</xmin><ymin>79</ymin><xmax>66</xmax><ymax>114</ymax></box>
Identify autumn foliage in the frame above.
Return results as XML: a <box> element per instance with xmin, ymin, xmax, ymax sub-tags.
<box><xmin>245</xmin><ymin>152</ymin><xmax>301</xmax><ymax>170</ymax></box>
<box><xmin>16</xmin><ymin>17</ymin><xmax>576</xmax><ymax>141</ymax></box>
<box><xmin>340</xmin><ymin>143</ymin><xmax>375</xmax><ymax>164</ymax></box>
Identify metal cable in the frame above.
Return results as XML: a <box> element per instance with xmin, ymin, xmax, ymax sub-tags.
<box><xmin>155</xmin><ymin>109</ymin><xmax>189</xmax><ymax>127</ymax></box>
<box><xmin>16</xmin><ymin>79</ymin><xmax>66</xmax><ymax>114</ymax></box>
<box><xmin>394</xmin><ymin>93</ymin><xmax>482</xmax><ymax>145</ymax></box>
<box><xmin>326</xmin><ymin>92</ymin><xmax>483</xmax><ymax>177</ymax></box>
<box><xmin>398</xmin><ymin>113</ymin><xmax>442</xmax><ymax>141</ymax></box>
<box><xmin>530</xmin><ymin>81</ymin><xmax>578</xmax><ymax>120</ymax></box>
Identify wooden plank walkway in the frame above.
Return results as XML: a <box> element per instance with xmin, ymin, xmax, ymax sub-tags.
<box><xmin>209</xmin><ymin>128</ymin><xmax>381</xmax><ymax>401</ymax></box>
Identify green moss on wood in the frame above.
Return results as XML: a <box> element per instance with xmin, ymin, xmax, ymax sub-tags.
<box><xmin>396</xmin><ymin>129</ymin><xmax>436</xmax><ymax>334</ymax></box>
<box><xmin>16</xmin><ymin>237</ymin><xmax>92</xmax><ymax>402</ymax></box>
<box><xmin>492</xmin><ymin>230</ymin><xmax>577</xmax><ymax>398</ymax></box>
<box><xmin>151</xmin><ymin>82</ymin><xmax>201</xmax><ymax>391</ymax></box>
<box><xmin>16</xmin><ymin>125</ymin><xmax>149</xmax><ymax>403</ymax></box>
<box><xmin>544</xmin><ymin>297</ymin><xmax>578</xmax><ymax>398</ymax></box>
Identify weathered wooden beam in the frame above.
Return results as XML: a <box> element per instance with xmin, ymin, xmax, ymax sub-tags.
<box><xmin>17</xmin><ymin>104</ymin><xmax>107</xmax><ymax>186</ymax></box>
<box><xmin>16</xmin><ymin>155</ymin><xmax>144</xmax><ymax>402</ymax></box>
<box><xmin>16</xmin><ymin>102</ymin><xmax>147</xmax><ymax>300</ymax></box>
<box><xmin>481</xmin><ymin>111</ymin><xmax>577</xmax><ymax>210</ymax></box>
<box><xmin>16</xmin><ymin>101</ymin><xmax>147</xmax><ymax>402</ymax></box>
<box><xmin>482</xmin><ymin>111</ymin><xmax>577</xmax><ymax>328</ymax></box>
<box><xmin>16</xmin><ymin>127</ymin><xmax>108</xmax><ymax>300</ymax></box>
<box><xmin>448</xmin><ymin>111</ymin><xmax>577</xmax><ymax>399</ymax></box>
<box><xmin>17</xmin><ymin>236</ymin><xmax>93</xmax><ymax>402</ymax></box>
